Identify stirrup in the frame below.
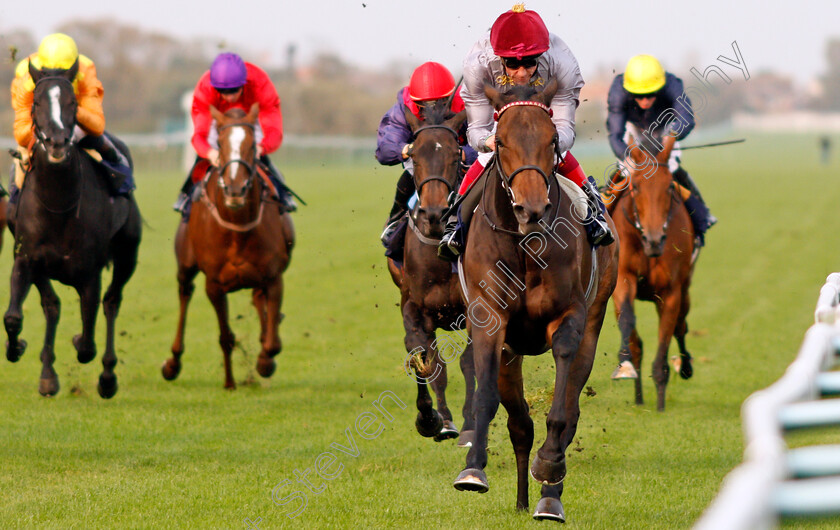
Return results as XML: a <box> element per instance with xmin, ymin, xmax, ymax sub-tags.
<box><xmin>587</xmin><ymin>217</ymin><xmax>614</xmax><ymax>247</ymax></box>
<box><xmin>380</xmin><ymin>219</ymin><xmax>401</xmax><ymax>246</ymax></box>
<box><xmin>438</xmin><ymin>230</ymin><xmax>462</xmax><ymax>262</ymax></box>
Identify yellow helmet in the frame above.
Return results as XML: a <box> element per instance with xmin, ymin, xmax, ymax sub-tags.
<box><xmin>623</xmin><ymin>54</ymin><xmax>666</xmax><ymax>95</ymax></box>
<box><xmin>37</xmin><ymin>33</ymin><xmax>79</xmax><ymax>70</ymax></box>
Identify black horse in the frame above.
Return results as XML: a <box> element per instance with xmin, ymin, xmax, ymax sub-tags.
<box><xmin>4</xmin><ymin>61</ymin><xmax>142</xmax><ymax>398</ymax></box>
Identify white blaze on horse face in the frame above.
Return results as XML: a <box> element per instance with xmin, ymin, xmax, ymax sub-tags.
<box><xmin>48</xmin><ymin>86</ymin><xmax>64</xmax><ymax>130</ymax></box>
<box><xmin>227</xmin><ymin>126</ymin><xmax>247</xmax><ymax>177</ymax></box>
<box><xmin>435</xmin><ymin>142</ymin><xmax>442</xmax><ymax>151</ymax></box>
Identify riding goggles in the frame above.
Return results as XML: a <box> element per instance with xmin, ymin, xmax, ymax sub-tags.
<box><xmin>502</xmin><ymin>55</ymin><xmax>540</xmax><ymax>70</ymax></box>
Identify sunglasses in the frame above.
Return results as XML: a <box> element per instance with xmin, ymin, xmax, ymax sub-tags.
<box><xmin>216</xmin><ymin>87</ymin><xmax>243</xmax><ymax>95</ymax></box>
<box><xmin>502</xmin><ymin>55</ymin><xmax>540</xmax><ymax>70</ymax></box>
<box><xmin>634</xmin><ymin>94</ymin><xmax>657</xmax><ymax>101</ymax></box>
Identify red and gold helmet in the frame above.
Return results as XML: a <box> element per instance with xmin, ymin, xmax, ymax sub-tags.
<box><xmin>490</xmin><ymin>3</ymin><xmax>549</xmax><ymax>59</ymax></box>
<box><xmin>408</xmin><ymin>62</ymin><xmax>456</xmax><ymax>101</ymax></box>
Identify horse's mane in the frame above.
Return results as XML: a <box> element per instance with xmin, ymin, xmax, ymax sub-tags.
<box><xmin>504</xmin><ymin>84</ymin><xmax>539</xmax><ymax>102</ymax></box>
<box><xmin>224</xmin><ymin>108</ymin><xmax>248</xmax><ymax>119</ymax></box>
<box><xmin>422</xmin><ymin>100</ymin><xmax>455</xmax><ymax>126</ymax></box>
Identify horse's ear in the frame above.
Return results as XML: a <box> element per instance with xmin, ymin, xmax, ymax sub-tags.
<box><xmin>247</xmin><ymin>102</ymin><xmax>260</xmax><ymax>122</ymax></box>
<box><xmin>403</xmin><ymin>104</ymin><xmax>422</xmax><ymax>132</ymax></box>
<box><xmin>484</xmin><ymin>82</ymin><xmax>503</xmax><ymax>110</ymax></box>
<box><xmin>210</xmin><ymin>105</ymin><xmax>225</xmax><ymax>123</ymax></box>
<box><xmin>65</xmin><ymin>58</ymin><xmax>79</xmax><ymax>82</ymax></box>
<box><xmin>445</xmin><ymin>109</ymin><xmax>467</xmax><ymax>132</ymax></box>
<box><xmin>28</xmin><ymin>60</ymin><xmax>42</xmax><ymax>83</ymax></box>
<box><xmin>537</xmin><ymin>78</ymin><xmax>559</xmax><ymax>106</ymax></box>
<box><xmin>659</xmin><ymin>134</ymin><xmax>676</xmax><ymax>164</ymax></box>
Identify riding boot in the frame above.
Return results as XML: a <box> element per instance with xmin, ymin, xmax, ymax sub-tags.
<box><xmin>260</xmin><ymin>156</ymin><xmax>297</xmax><ymax>213</ymax></box>
<box><xmin>673</xmin><ymin>166</ymin><xmax>717</xmax><ymax>228</ymax></box>
<box><xmin>582</xmin><ymin>176</ymin><xmax>615</xmax><ymax>247</ymax></box>
<box><xmin>438</xmin><ymin>165</ymin><xmax>489</xmax><ymax>261</ymax></box>
<box><xmin>381</xmin><ymin>169</ymin><xmax>414</xmax><ymax>246</ymax></box>
<box><xmin>80</xmin><ymin>134</ymin><xmax>134</xmax><ymax>193</ymax></box>
<box><xmin>173</xmin><ymin>175</ymin><xmax>194</xmax><ymax>217</ymax></box>
<box><xmin>684</xmin><ymin>194</ymin><xmax>713</xmax><ymax>248</ymax></box>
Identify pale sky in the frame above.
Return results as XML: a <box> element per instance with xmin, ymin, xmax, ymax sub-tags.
<box><xmin>0</xmin><ymin>0</ymin><xmax>832</xmax><ymax>84</ymax></box>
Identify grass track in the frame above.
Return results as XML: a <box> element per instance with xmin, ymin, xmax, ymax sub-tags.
<box><xmin>0</xmin><ymin>133</ymin><xmax>839</xmax><ymax>528</ymax></box>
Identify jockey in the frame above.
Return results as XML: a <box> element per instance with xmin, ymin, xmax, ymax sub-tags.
<box><xmin>9</xmin><ymin>33</ymin><xmax>133</xmax><ymax>202</ymax></box>
<box><xmin>606</xmin><ymin>54</ymin><xmax>716</xmax><ymax>246</ymax></box>
<box><xmin>174</xmin><ymin>52</ymin><xmax>295</xmax><ymax>217</ymax></box>
<box><xmin>376</xmin><ymin>61</ymin><xmax>477</xmax><ymax>246</ymax></box>
<box><xmin>438</xmin><ymin>3</ymin><xmax>614</xmax><ymax>261</ymax></box>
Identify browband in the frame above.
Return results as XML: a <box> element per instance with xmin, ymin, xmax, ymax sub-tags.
<box><xmin>494</xmin><ymin>100</ymin><xmax>553</xmax><ymax>121</ymax></box>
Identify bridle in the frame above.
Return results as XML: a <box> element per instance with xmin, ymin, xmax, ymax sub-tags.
<box><xmin>482</xmin><ymin>100</ymin><xmax>560</xmax><ymax>237</ymax></box>
<box><xmin>214</xmin><ymin>121</ymin><xmax>258</xmax><ymax>199</ymax></box>
<box><xmin>623</xmin><ymin>167</ymin><xmax>679</xmax><ymax>241</ymax></box>
<box><xmin>31</xmin><ymin>76</ymin><xmax>77</xmax><ymax>151</ymax></box>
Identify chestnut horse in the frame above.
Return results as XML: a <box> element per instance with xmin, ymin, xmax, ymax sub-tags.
<box><xmin>386</xmin><ymin>101</ymin><xmax>475</xmax><ymax>445</ymax></box>
<box><xmin>609</xmin><ymin>134</ymin><xmax>695</xmax><ymax>411</ymax></box>
<box><xmin>164</xmin><ymin>104</ymin><xmax>295</xmax><ymax>389</ymax></box>
<box><xmin>452</xmin><ymin>82</ymin><xmax>618</xmax><ymax>522</ymax></box>
<box><xmin>4</xmin><ymin>63</ymin><xmax>141</xmax><ymax>398</ymax></box>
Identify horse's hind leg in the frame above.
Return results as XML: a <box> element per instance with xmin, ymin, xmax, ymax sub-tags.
<box><xmin>206</xmin><ymin>280</ymin><xmax>236</xmax><ymax>389</ymax></box>
<box><xmin>34</xmin><ymin>278</ymin><xmax>60</xmax><ymax>396</ymax></box>
<box><xmin>499</xmin><ymin>351</ymin><xmax>533</xmax><ymax>512</ymax></box>
<box><xmin>166</xmin><ymin>222</ymin><xmax>198</xmax><ymax>381</ymax></box>
<box><xmin>99</xmin><ymin>210</ymin><xmax>140</xmax><ymax>399</ymax></box>
<box><xmin>4</xmin><ymin>258</ymin><xmax>33</xmax><ymax>362</ymax></box>
<box><xmin>256</xmin><ymin>277</ymin><xmax>282</xmax><ymax>378</ymax></box>
<box><xmin>674</xmin><ymin>287</ymin><xmax>693</xmax><ymax>380</ymax></box>
<box><xmin>73</xmin><ymin>275</ymin><xmax>101</xmax><ymax>365</ymax></box>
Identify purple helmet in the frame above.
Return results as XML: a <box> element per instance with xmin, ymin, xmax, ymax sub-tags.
<box><xmin>210</xmin><ymin>53</ymin><xmax>247</xmax><ymax>89</ymax></box>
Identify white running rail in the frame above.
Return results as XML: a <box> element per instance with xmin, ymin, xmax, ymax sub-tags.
<box><xmin>694</xmin><ymin>273</ymin><xmax>840</xmax><ymax>529</ymax></box>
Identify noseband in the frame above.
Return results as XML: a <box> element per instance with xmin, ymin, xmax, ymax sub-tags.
<box><xmin>215</xmin><ymin>122</ymin><xmax>258</xmax><ymax>199</ymax></box>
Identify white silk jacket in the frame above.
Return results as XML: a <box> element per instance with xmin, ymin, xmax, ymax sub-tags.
<box><xmin>460</xmin><ymin>32</ymin><xmax>585</xmax><ymax>154</ymax></box>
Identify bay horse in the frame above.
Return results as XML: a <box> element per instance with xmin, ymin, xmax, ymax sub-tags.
<box><xmin>609</xmin><ymin>134</ymin><xmax>695</xmax><ymax>411</ymax></box>
<box><xmin>386</xmin><ymin>101</ymin><xmax>475</xmax><ymax>445</ymax></box>
<box><xmin>4</xmin><ymin>61</ymin><xmax>142</xmax><ymax>398</ymax></box>
<box><xmin>452</xmin><ymin>81</ymin><xmax>618</xmax><ymax>522</ymax></box>
<box><xmin>164</xmin><ymin>104</ymin><xmax>295</xmax><ymax>389</ymax></box>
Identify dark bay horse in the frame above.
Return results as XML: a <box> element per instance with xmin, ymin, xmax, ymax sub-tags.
<box><xmin>386</xmin><ymin>102</ymin><xmax>475</xmax><ymax>445</ymax></box>
<box><xmin>164</xmin><ymin>104</ymin><xmax>295</xmax><ymax>389</ymax></box>
<box><xmin>452</xmin><ymin>82</ymin><xmax>618</xmax><ymax>522</ymax></box>
<box><xmin>4</xmin><ymin>61</ymin><xmax>141</xmax><ymax>398</ymax></box>
<box><xmin>609</xmin><ymin>135</ymin><xmax>695</xmax><ymax>411</ymax></box>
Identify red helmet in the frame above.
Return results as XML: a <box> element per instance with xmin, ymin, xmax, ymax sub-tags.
<box><xmin>490</xmin><ymin>4</ymin><xmax>550</xmax><ymax>59</ymax></box>
<box><xmin>408</xmin><ymin>62</ymin><xmax>456</xmax><ymax>101</ymax></box>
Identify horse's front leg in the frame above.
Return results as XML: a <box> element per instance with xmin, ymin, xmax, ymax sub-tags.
<box><xmin>34</xmin><ymin>278</ymin><xmax>61</xmax><ymax>396</ymax></box>
<box><xmin>531</xmin><ymin>301</ymin><xmax>586</xmax><ymax>487</ymax></box>
<box><xmin>206</xmin><ymin>279</ymin><xmax>236</xmax><ymax>389</ymax></box>
<box><xmin>4</xmin><ymin>257</ymin><xmax>33</xmax><ymax>362</ymax></box>
<box><xmin>73</xmin><ymin>275</ymin><xmax>101</xmax><ymax>364</ymax></box>
<box><xmin>611</xmin><ymin>274</ymin><xmax>643</xmax><ymax>402</ymax></box>
<box><xmin>164</xmin><ymin>223</ymin><xmax>199</xmax><ymax>382</ymax></box>
<box><xmin>453</xmin><ymin>324</ymin><xmax>505</xmax><ymax>493</ymax></box>
<box><xmin>256</xmin><ymin>277</ymin><xmax>283</xmax><ymax>378</ymax></box>
<box><xmin>402</xmin><ymin>299</ymin><xmax>442</xmax><ymax>438</ymax></box>
<box><xmin>458</xmin><ymin>341</ymin><xmax>476</xmax><ymax>448</ymax></box>
<box><xmin>674</xmin><ymin>284</ymin><xmax>693</xmax><ymax>380</ymax></box>
<box><xmin>498</xmin><ymin>350</ymin><xmax>533</xmax><ymax>512</ymax></box>
<box><xmin>653</xmin><ymin>290</ymin><xmax>682</xmax><ymax>411</ymax></box>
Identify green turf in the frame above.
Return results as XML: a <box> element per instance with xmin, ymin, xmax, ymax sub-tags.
<box><xmin>0</xmin><ymin>133</ymin><xmax>839</xmax><ymax>529</ymax></box>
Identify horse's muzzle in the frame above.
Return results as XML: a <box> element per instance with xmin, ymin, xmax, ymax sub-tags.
<box><xmin>642</xmin><ymin>232</ymin><xmax>666</xmax><ymax>258</ymax></box>
<box><xmin>513</xmin><ymin>201</ymin><xmax>551</xmax><ymax>234</ymax></box>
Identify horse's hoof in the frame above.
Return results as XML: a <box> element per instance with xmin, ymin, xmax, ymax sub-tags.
<box><xmin>457</xmin><ymin>429</ymin><xmax>475</xmax><ymax>448</ymax></box>
<box><xmin>530</xmin><ymin>453</ymin><xmax>566</xmax><ymax>486</ymax></box>
<box><xmin>453</xmin><ymin>468</ymin><xmax>489</xmax><ymax>493</ymax></box>
<box><xmin>73</xmin><ymin>335</ymin><xmax>96</xmax><ymax>364</ymax></box>
<box><xmin>161</xmin><ymin>359</ymin><xmax>181</xmax><ymax>381</ymax></box>
<box><xmin>533</xmin><ymin>496</ymin><xmax>565</xmax><ymax>523</ymax></box>
<box><xmin>97</xmin><ymin>373</ymin><xmax>118</xmax><ymax>399</ymax></box>
<box><xmin>256</xmin><ymin>356</ymin><xmax>276</xmax><ymax>378</ymax></box>
<box><xmin>39</xmin><ymin>376</ymin><xmax>60</xmax><ymax>397</ymax></box>
<box><xmin>679</xmin><ymin>355</ymin><xmax>693</xmax><ymax>380</ymax></box>
<box><xmin>611</xmin><ymin>360</ymin><xmax>638</xmax><ymax>380</ymax></box>
<box><xmin>6</xmin><ymin>339</ymin><xmax>26</xmax><ymax>362</ymax></box>
<box><xmin>415</xmin><ymin>410</ymin><xmax>443</xmax><ymax>438</ymax></box>
<box><xmin>434</xmin><ymin>420</ymin><xmax>459</xmax><ymax>442</ymax></box>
